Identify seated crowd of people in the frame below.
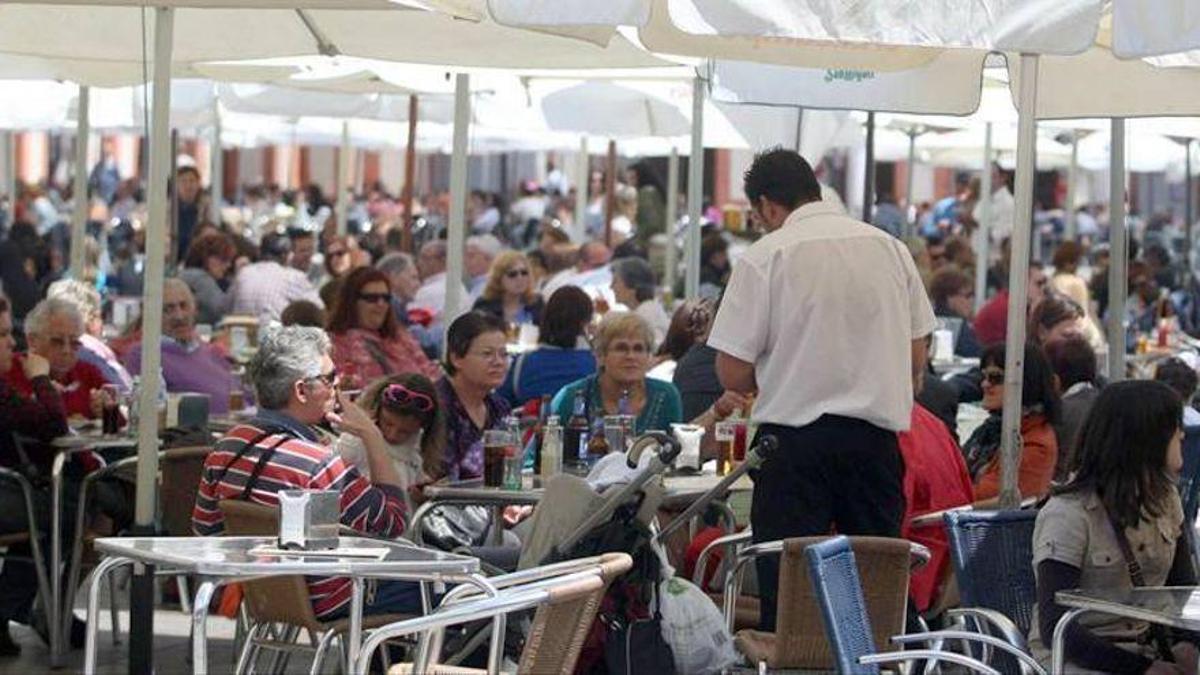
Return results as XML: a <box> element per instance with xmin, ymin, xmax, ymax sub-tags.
<box><xmin>4</xmin><ymin>158</ymin><xmax>1200</xmax><ymax>672</ymax></box>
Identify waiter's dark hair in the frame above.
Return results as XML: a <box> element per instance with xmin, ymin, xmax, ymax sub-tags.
<box><xmin>743</xmin><ymin>147</ymin><xmax>822</xmax><ymax>210</ymax></box>
<box><xmin>1060</xmin><ymin>380</ymin><xmax>1181</xmax><ymax>529</ymax></box>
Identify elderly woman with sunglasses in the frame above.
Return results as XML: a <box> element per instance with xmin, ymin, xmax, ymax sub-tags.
<box><xmin>337</xmin><ymin>373</ymin><xmax>445</xmax><ymax>512</ymax></box>
<box><xmin>962</xmin><ymin>342</ymin><xmax>1061</xmax><ymax>503</ymax></box>
<box><xmin>472</xmin><ymin>250</ymin><xmax>544</xmax><ymax>326</ymax></box>
<box><xmin>328</xmin><ymin>267</ymin><xmax>440</xmax><ymax>391</ymax></box>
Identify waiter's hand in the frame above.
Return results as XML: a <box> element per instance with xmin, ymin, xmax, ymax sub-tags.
<box><xmin>713</xmin><ymin>390</ymin><xmax>752</xmax><ymax>420</ymax></box>
<box><xmin>21</xmin><ymin>353</ymin><xmax>50</xmax><ymax>379</ymax></box>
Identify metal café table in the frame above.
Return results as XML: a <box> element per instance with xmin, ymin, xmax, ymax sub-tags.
<box><xmin>414</xmin><ymin>472</ymin><xmax>746</xmax><ymax>547</ymax></box>
<box><xmin>45</xmin><ymin>430</ymin><xmax>139</xmax><ymax>667</ymax></box>
<box><xmin>1052</xmin><ymin>587</ymin><xmax>1200</xmax><ymax>674</ymax></box>
<box><xmin>83</xmin><ymin>536</ymin><xmax>492</xmax><ymax>675</ymax></box>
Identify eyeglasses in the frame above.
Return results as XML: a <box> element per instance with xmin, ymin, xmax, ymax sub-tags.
<box><xmin>505</xmin><ymin>268</ymin><xmax>530</xmax><ymax>279</ymax></box>
<box><xmin>307</xmin><ymin>369</ymin><xmax>339</xmax><ymax>388</ymax></box>
<box><xmin>981</xmin><ymin>367</ymin><xmax>1005</xmax><ymax>386</ymax></box>
<box><xmin>382</xmin><ymin>383</ymin><xmax>436</xmax><ymax>413</ymax></box>
<box><xmin>47</xmin><ymin>335</ymin><xmax>83</xmax><ymax>350</ymax></box>
<box><xmin>608</xmin><ymin>341</ymin><xmax>649</xmax><ymax>356</ymax></box>
<box><xmin>358</xmin><ymin>292</ymin><xmax>392</xmax><ymax>305</ymax></box>
<box><xmin>469</xmin><ymin>348</ymin><xmax>508</xmax><ymax>363</ymax></box>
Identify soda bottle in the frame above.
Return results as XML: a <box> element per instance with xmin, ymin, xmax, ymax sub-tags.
<box><xmin>563</xmin><ymin>389</ymin><xmax>590</xmax><ymax>470</ymax></box>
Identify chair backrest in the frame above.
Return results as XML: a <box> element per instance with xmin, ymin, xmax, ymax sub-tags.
<box><xmin>517</xmin><ymin>552</ymin><xmax>633</xmax><ymax>674</ymax></box>
<box><xmin>770</xmin><ymin>536</ymin><xmax>910</xmax><ymax>669</ymax></box>
<box><xmin>804</xmin><ymin>536</ymin><xmax>880</xmax><ymax>675</ymax></box>
<box><xmin>1178</xmin><ymin>427</ymin><xmax>1200</xmax><ymax>523</ymax></box>
<box><xmin>218</xmin><ymin>500</ymin><xmax>322</xmax><ymax>631</ymax></box>
<box><xmin>160</xmin><ymin>446</ymin><xmax>210</xmax><ymax>537</ymax></box>
<box><xmin>944</xmin><ymin>509</ymin><xmax>1037</xmax><ymax>634</ymax></box>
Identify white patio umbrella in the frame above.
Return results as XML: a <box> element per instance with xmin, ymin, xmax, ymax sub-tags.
<box><xmin>0</xmin><ymin>1</ymin><xmax>678</xmax><ymax>667</ymax></box>
<box><xmin>456</xmin><ymin>0</ymin><xmax>1200</xmax><ymax>513</ymax></box>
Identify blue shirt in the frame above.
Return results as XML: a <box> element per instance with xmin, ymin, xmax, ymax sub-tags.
<box><xmin>498</xmin><ymin>347</ymin><xmax>597</xmax><ymax>407</ymax></box>
<box><xmin>550</xmin><ymin>375</ymin><xmax>683</xmax><ymax>435</ymax></box>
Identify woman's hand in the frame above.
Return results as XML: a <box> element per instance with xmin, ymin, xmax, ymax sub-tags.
<box><xmin>712</xmin><ymin>390</ymin><xmax>751</xmax><ymax>420</ymax></box>
<box><xmin>21</xmin><ymin>353</ymin><xmax>50</xmax><ymax>379</ymax></box>
<box><xmin>89</xmin><ymin>388</ymin><xmax>106</xmax><ymax>418</ymax></box>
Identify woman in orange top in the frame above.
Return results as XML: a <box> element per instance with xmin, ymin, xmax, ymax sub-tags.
<box><xmin>964</xmin><ymin>342</ymin><xmax>1060</xmax><ymax>501</ymax></box>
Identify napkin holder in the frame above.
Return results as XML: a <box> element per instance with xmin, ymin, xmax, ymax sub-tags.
<box><xmin>278</xmin><ymin>490</ymin><xmax>340</xmax><ymax>550</ymax></box>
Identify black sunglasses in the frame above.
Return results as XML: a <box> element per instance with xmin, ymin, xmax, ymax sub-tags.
<box><xmin>505</xmin><ymin>268</ymin><xmax>530</xmax><ymax>279</ymax></box>
<box><xmin>307</xmin><ymin>369</ymin><xmax>339</xmax><ymax>388</ymax></box>
<box><xmin>981</xmin><ymin>367</ymin><xmax>1005</xmax><ymax>386</ymax></box>
<box><xmin>358</xmin><ymin>292</ymin><xmax>391</xmax><ymax>304</ymax></box>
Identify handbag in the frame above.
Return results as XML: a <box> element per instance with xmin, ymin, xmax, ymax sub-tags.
<box><xmin>419</xmin><ymin>504</ymin><xmax>493</xmax><ymax>550</ymax></box>
<box><xmin>1102</xmin><ymin>503</ymin><xmax>1176</xmax><ymax>663</ymax></box>
<box><xmin>602</xmin><ymin>581</ymin><xmax>676</xmax><ymax>675</ymax></box>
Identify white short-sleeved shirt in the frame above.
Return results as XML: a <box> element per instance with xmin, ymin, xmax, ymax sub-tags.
<box><xmin>707</xmin><ymin>200</ymin><xmax>936</xmax><ymax>432</ymax></box>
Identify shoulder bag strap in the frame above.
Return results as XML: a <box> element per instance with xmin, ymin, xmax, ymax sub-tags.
<box><xmin>213</xmin><ymin>427</ymin><xmax>293</xmax><ymax>501</ymax></box>
<box><xmin>1102</xmin><ymin>501</ymin><xmax>1176</xmax><ymax>662</ymax></box>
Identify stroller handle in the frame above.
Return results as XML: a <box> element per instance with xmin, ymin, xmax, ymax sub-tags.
<box><xmin>626</xmin><ymin>430</ymin><xmax>682</xmax><ymax>469</ymax></box>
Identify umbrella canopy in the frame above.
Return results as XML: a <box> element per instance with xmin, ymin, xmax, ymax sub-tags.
<box><xmin>540</xmin><ymin>80</ymin><xmax>691</xmax><ymax>137</ymax></box>
<box><xmin>0</xmin><ymin>1</ymin><xmax>671</xmax><ymax>86</ymax></box>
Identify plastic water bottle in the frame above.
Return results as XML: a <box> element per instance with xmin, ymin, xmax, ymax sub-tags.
<box><xmin>540</xmin><ymin>416</ymin><xmax>563</xmax><ymax>477</ymax></box>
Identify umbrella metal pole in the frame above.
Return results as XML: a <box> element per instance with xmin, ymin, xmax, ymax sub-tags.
<box><xmin>793</xmin><ymin>106</ymin><xmax>804</xmax><ymax>154</ymax></box>
<box><xmin>402</xmin><ymin>94</ymin><xmax>418</xmax><ymax>253</ymax></box>
<box><xmin>335</xmin><ymin>121</ymin><xmax>350</xmax><ymax>236</ymax></box>
<box><xmin>904</xmin><ymin>128</ymin><xmax>917</xmax><ymax>239</ymax></box>
<box><xmin>664</xmin><ymin>147</ymin><xmax>679</xmax><ymax>296</ymax></box>
<box><xmin>573</xmin><ymin>136</ymin><xmax>587</xmax><ymax>242</ymax></box>
<box><xmin>685</xmin><ymin>76</ymin><xmax>704</xmax><ymax>299</ymax></box>
<box><xmin>975</xmin><ymin>122</ymin><xmax>994</xmax><ymax>313</ymax></box>
<box><xmin>998</xmin><ymin>53</ymin><xmax>1041</xmax><ymax>509</ymax></box>
<box><xmin>1065</xmin><ymin>132</ymin><xmax>1078</xmax><ymax>240</ymax></box>
<box><xmin>70</xmin><ymin>84</ymin><xmax>90</xmax><ymax>277</ymax></box>
<box><xmin>1186</xmin><ymin>140</ymin><xmax>1193</xmax><ymax>273</ymax></box>
<box><xmin>211</xmin><ymin>94</ymin><xmax>223</xmax><ymax>213</ymax></box>
<box><xmin>862</xmin><ymin>111</ymin><xmax>876</xmax><ymax>224</ymax></box>
<box><xmin>444</xmin><ymin>73</ymin><xmax>470</xmax><ymax>353</ymax></box>
<box><xmin>1107</xmin><ymin>118</ymin><xmax>1128</xmax><ymax>382</ymax></box>
<box><xmin>604</xmin><ymin>139</ymin><xmax>616</xmax><ymax>249</ymax></box>
<box><xmin>130</xmin><ymin>7</ymin><xmax>174</xmax><ymax>674</ymax></box>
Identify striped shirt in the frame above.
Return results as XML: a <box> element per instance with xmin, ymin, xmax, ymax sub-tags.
<box><xmin>192</xmin><ymin>413</ymin><xmax>407</xmax><ymax>619</ymax></box>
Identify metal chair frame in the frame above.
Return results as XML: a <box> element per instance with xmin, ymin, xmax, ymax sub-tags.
<box><xmin>804</xmin><ymin>536</ymin><xmax>1003</xmax><ymax>675</ymax></box>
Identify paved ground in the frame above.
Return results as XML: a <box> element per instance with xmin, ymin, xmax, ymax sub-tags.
<box><xmin>0</xmin><ymin>608</ymin><xmax>247</xmax><ymax>675</ymax></box>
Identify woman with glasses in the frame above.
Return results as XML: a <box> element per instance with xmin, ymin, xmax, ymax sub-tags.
<box><xmin>497</xmin><ymin>285</ymin><xmax>596</xmax><ymax>407</ymax></box>
<box><xmin>337</xmin><ymin>373</ymin><xmax>445</xmax><ymax>512</ymax></box>
<box><xmin>318</xmin><ymin>235</ymin><xmax>357</xmax><ymax>309</ymax></box>
<box><xmin>928</xmin><ymin>266</ymin><xmax>981</xmax><ymax>358</ymax></box>
<box><xmin>962</xmin><ymin>341</ymin><xmax>1060</xmax><ymax>502</ymax></box>
<box><xmin>437</xmin><ymin>312</ymin><xmax>512</xmax><ymax>481</ymax></box>
<box><xmin>328</xmin><ymin>267</ymin><xmax>439</xmax><ymax>390</ymax></box>
<box><xmin>551</xmin><ymin>312</ymin><xmax>682</xmax><ymax>435</ymax></box>
<box><xmin>472</xmin><ymin>250</ymin><xmax>544</xmax><ymax>326</ymax></box>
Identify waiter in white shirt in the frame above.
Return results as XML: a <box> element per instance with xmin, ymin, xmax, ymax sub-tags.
<box><xmin>708</xmin><ymin>148</ymin><xmax>936</xmax><ymax>631</ymax></box>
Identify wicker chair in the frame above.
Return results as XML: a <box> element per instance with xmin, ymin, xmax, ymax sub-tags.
<box><xmin>378</xmin><ymin>553</ymin><xmax>633</xmax><ymax>675</ymax></box>
<box><xmin>730</xmin><ymin>536</ymin><xmax>918</xmax><ymax>671</ymax></box>
<box><xmin>219</xmin><ymin>500</ymin><xmax>412</xmax><ymax>675</ymax></box>
<box><xmin>805</xmin><ymin>536</ymin><xmax>1002</xmax><ymax>674</ymax></box>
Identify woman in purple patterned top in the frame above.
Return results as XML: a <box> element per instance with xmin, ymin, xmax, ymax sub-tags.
<box><xmin>436</xmin><ymin>311</ymin><xmax>512</xmax><ymax>480</ymax></box>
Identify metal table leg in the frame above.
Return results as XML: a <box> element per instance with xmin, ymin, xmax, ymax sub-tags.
<box><xmin>347</xmin><ymin>577</ymin><xmax>364</xmax><ymax>672</ymax></box>
<box><xmin>1050</xmin><ymin>607</ymin><xmax>1089</xmax><ymax>675</ymax></box>
<box><xmin>49</xmin><ymin>451</ymin><xmax>68</xmax><ymax>667</ymax></box>
<box><xmin>191</xmin><ymin>579</ymin><xmax>220</xmax><ymax>674</ymax></box>
<box><xmin>84</xmin><ymin>556</ymin><xmax>132</xmax><ymax>675</ymax></box>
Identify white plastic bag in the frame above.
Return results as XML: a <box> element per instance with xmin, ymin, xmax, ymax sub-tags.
<box><xmin>657</xmin><ymin>577</ymin><xmax>739</xmax><ymax>675</ymax></box>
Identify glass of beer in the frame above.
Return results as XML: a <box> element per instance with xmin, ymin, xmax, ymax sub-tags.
<box><xmin>714</xmin><ymin>420</ymin><xmax>735</xmax><ymax>476</ymax></box>
<box><xmin>483</xmin><ymin>430</ymin><xmax>515</xmax><ymax>488</ymax></box>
